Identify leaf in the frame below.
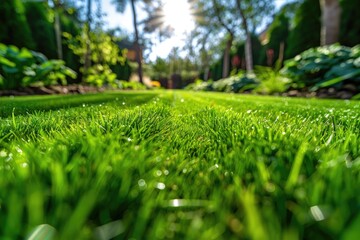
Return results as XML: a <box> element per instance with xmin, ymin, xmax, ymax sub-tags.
<box><xmin>2</xmin><ymin>66</ymin><xmax>19</xmax><ymax>74</ymax></box>
<box><xmin>26</xmin><ymin>224</ymin><xmax>56</xmax><ymax>240</ymax></box>
<box><xmin>62</xmin><ymin>67</ymin><xmax>77</xmax><ymax>79</ymax></box>
<box><xmin>19</xmin><ymin>48</ymin><xmax>34</xmax><ymax>59</ymax></box>
<box><xmin>0</xmin><ymin>56</ymin><xmax>16</xmax><ymax>67</ymax></box>
<box><xmin>314</xmin><ymin>69</ymin><xmax>360</xmax><ymax>89</ymax></box>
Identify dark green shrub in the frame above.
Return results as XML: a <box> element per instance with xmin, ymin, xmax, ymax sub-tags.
<box><xmin>281</xmin><ymin>44</ymin><xmax>360</xmax><ymax>90</ymax></box>
<box><xmin>24</xmin><ymin>1</ymin><xmax>57</xmax><ymax>59</ymax></box>
<box><xmin>285</xmin><ymin>0</ymin><xmax>321</xmax><ymax>59</ymax></box>
<box><xmin>0</xmin><ymin>43</ymin><xmax>76</xmax><ymax>90</ymax></box>
<box><xmin>0</xmin><ymin>0</ymin><xmax>35</xmax><ymax>49</ymax></box>
<box><xmin>264</xmin><ymin>11</ymin><xmax>290</xmax><ymax>66</ymax></box>
<box><xmin>212</xmin><ymin>73</ymin><xmax>259</xmax><ymax>93</ymax></box>
<box><xmin>340</xmin><ymin>0</ymin><xmax>360</xmax><ymax>47</ymax></box>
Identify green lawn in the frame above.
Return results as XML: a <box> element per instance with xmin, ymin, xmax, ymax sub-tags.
<box><xmin>0</xmin><ymin>91</ymin><xmax>359</xmax><ymax>239</ymax></box>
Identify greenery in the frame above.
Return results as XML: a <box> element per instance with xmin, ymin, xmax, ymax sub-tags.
<box><xmin>281</xmin><ymin>44</ymin><xmax>360</xmax><ymax>90</ymax></box>
<box><xmin>0</xmin><ymin>43</ymin><xmax>76</xmax><ymax>90</ymax></box>
<box><xmin>264</xmin><ymin>10</ymin><xmax>290</xmax><ymax>66</ymax></box>
<box><xmin>0</xmin><ymin>91</ymin><xmax>359</xmax><ymax>239</ymax></box>
<box><xmin>186</xmin><ymin>73</ymin><xmax>258</xmax><ymax>93</ymax></box>
<box><xmin>285</xmin><ymin>0</ymin><xmax>321</xmax><ymax>59</ymax></box>
<box><xmin>118</xmin><ymin>80</ymin><xmax>147</xmax><ymax>90</ymax></box>
<box><xmin>64</xmin><ymin>29</ymin><xmax>129</xmax><ymax>87</ymax></box>
<box><xmin>340</xmin><ymin>0</ymin><xmax>360</xmax><ymax>47</ymax></box>
<box><xmin>212</xmin><ymin>73</ymin><xmax>258</xmax><ymax>93</ymax></box>
<box><xmin>187</xmin><ymin>67</ymin><xmax>290</xmax><ymax>95</ymax></box>
<box><xmin>0</xmin><ymin>0</ymin><xmax>35</xmax><ymax>50</ymax></box>
<box><xmin>24</xmin><ymin>1</ymin><xmax>57</xmax><ymax>60</ymax></box>
<box><xmin>254</xmin><ymin>66</ymin><xmax>290</xmax><ymax>94</ymax></box>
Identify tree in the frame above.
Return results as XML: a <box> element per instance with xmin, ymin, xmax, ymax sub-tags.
<box><xmin>193</xmin><ymin>0</ymin><xmax>273</xmax><ymax>77</ymax></box>
<box><xmin>0</xmin><ymin>0</ymin><xmax>35</xmax><ymax>49</ymax></box>
<box><xmin>83</xmin><ymin>0</ymin><xmax>92</xmax><ymax>80</ymax></box>
<box><xmin>211</xmin><ymin>0</ymin><xmax>236</xmax><ymax>78</ymax></box>
<box><xmin>24</xmin><ymin>1</ymin><xmax>57</xmax><ymax>59</ymax></box>
<box><xmin>286</xmin><ymin>0</ymin><xmax>321</xmax><ymax>59</ymax></box>
<box><xmin>320</xmin><ymin>0</ymin><xmax>341</xmax><ymax>46</ymax></box>
<box><xmin>192</xmin><ymin>0</ymin><xmax>240</xmax><ymax>78</ymax></box>
<box><xmin>52</xmin><ymin>0</ymin><xmax>64</xmax><ymax>59</ymax></box>
<box><xmin>113</xmin><ymin>0</ymin><xmax>144</xmax><ymax>84</ymax></box>
<box><xmin>235</xmin><ymin>0</ymin><xmax>274</xmax><ymax>72</ymax></box>
<box><xmin>265</xmin><ymin>9</ymin><xmax>290</xmax><ymax>66</ymax></box>
<box><xmin>339</xmin><ymin>0</ymin><xmax>360</xmax><ymax>46</ymax></box>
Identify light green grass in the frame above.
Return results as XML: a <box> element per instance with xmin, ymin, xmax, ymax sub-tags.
<box><xmin>0</xmin><ymin>91</ymin><xmax>359</xmax><ymax>240</ymax></box>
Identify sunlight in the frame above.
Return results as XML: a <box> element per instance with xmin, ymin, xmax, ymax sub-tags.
<box><xmin>162</xmin><ymin>0</ymin><xmax>195</xmax><ymax>36</ymax></box>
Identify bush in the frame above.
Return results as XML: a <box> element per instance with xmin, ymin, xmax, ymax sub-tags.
<box><xmin>281</xmin><ymin>44</ymin><xmax>360</xmax><ymax>90</ymax></box>
<box><xmin>185</xmin><ymin>79</ymin><xmax>213</xmax><ymax>91</ymax></box>
<box><xmin>212</xmin><ymin>73</ymin><xmax>259</xmax><ymax>93</ymax></box>
<box><xmin>118</xmin><ymin>80</ymin><xmax>147</xmax><ymax>90</ymax></box>
<box><xmin>254</xmin><ymin>66</ymin><xmax>291</xmax><ymax>94</ymax></box>
<box><xmin>187</xmin><ymin>73</ymin><xmax>259</xmax><ymax>93</ymax></box>
<box><xmin>0</xmin><ymin>43</ymin><xmax>76</xmax><ymax>90</ymax></box>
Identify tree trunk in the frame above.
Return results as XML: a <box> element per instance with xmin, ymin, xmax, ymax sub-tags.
<box><xmin>320</xmin><ymin>0</ymin><xmax>341</xmax><ymax>45</ymax></box>
<box><xmin>236</xmin><ymin>0</ymin><xmax>253</xmax><ymax>73</ymax></box>
<box><xmin>53</xmin><ymin>1</ymin><xmax>63</xmax><ymax>60</ymax></box>
<box><xmin>130</xmin><ymin>0</ymin><xmax>143</xmax><ymax>84</ymax></box>
<box><xmin>211</xmin><ymin>0</ymin><xmax>234</xmax><ymax>78</ymax></box>
<box><xmin>223</xmin><ymin>34</ymin><xmax>233</xmax><ymax>78</ymax></box>
<box><xmin>83</xmin><ymin>0</ymin><xmax>92</xmax><ymax>80</ymax></box>
<box><xmin>244</xmin><ymin>31</ymin><xmax>253</xmax><ymax>72</ymax></box>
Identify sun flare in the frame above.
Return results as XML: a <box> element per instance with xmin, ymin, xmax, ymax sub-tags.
<box><xmin>162</xmin><ymin>0</ymin><xmax>195</xmax><ymax>36</ymax></box>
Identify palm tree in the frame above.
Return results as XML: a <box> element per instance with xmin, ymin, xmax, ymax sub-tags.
<box><xmin>113</xmin><ymin>0</ymin><xmax>144</xmax><ymax>84</ymax></box>
<box><xmin>320</xmin><ymin>0</ymin><xmax>341</xmax><ymax>45</ymax></box>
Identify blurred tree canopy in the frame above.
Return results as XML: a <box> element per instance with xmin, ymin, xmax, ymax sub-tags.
<box><xmin>340</xmin><ymin>0</ymin><xmax>360</xmax><ymax>46</ymax></box>
<box><xmin>285</xmin><ymin>0</ymin><xmax>321</xmax><ymax>59</ymax></box>
<box><xmin>0</xmin><ymin>0</ymin><xmax>35</xmax><ymax>49</ymax></box>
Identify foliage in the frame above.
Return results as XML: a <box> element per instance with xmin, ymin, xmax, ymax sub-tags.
<box><xmin>0</xmin><ymin>0</ymin><xmax>35</xmax><ymax>49</ymax></box>
<box><xmin>118</xmin><ymin>80</ymin><xmax>147</xmax><ymax>90</ymax></box>
<box><xmin>264</xmin><ymin>10</ymin><xmax>290</xmax><ymax>66</ymax></box>
<box><xmin>0</xmin><ymin>43</ymin><xmax>76</xmax><ymax>90</ymax></box>
<box><xmin>149</xmin><ymin>57</ymin><xmax>170</xmax><ymax>80</ymax></box>
<box><xmin>64</xmin><ymin>28</ymin><xmax>128</xmax><ymax>87</ymax></box>
<box><xmin>185</xmin><ymin>79</ymin><xmax>213</xmax><ymax>91</ymax></box>
<box><xmin>282</xmin><ymin>44</ymin><xmax>360</xmax><ymax>90</ymax></box>
<box><xmin>60</xmin><ymin>6</ymin><xmax>82</xmax><ymax>80</ymax></box>
<box><xmin>254</xmin><ymin>66</ymin><xmax>291</xmax><ymax>94</ymax></box>
<box><xmin>339</xmin><ymin>0</ymin><xmax>360</xmax><ymax>47</ymax></box>
<box><xmin>0</xmin><ymin>91</ymin><xmax>359</xmax><ymax>239</ymax></box>
<box><xmin>285</xmin><ymin>0</ymin><xmax>321</xmax><ymax>59</ymax></box>
<box><xmin>188</xmin><ymin>72</ymin><xmax>258</xmax><ymax>93</ymax></box>
<box><xmin>212</xmin><ymin>73</ymin><xmax>258</xmax><ymax>93</ymax></box>
<box><xmin>24</xmin><ymin>1</ymin><xmax>57</xmax><ymax>59</ymax></box>
<box><xmin>233</xmin><ymin>35</ymin><xmax>265</xmax><ymax>68</ymax></box>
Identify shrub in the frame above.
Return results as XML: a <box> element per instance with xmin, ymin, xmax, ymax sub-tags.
<box><xmin>0</xmin><ymin>43</ymin><xmax>76</xmax><ymax>90</ymax></box>
<box><xmin>281</xmin><ymin>44</ymin><xmax>360</xmax><ymax>90</ymax></box>
<box><xmin>254</xmin><ymin>66</ymin><xmax>291</xmax><ymax>94</ymax></box>
<box><xmin>118</xmin><ymin>80</ymin><xmax>147</xmax><ymax>90</ymax></box>
<box><xmin>212</xmin><ymin>73</ymin><xmax>259</xmax><ymax>93</ymax></box>
<box><xmin>185</xmin><ymin>79</ymin><xmax>213</xmax><ymax>91</ymax></box>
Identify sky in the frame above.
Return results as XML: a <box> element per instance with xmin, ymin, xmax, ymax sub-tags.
<box><xmin>101</xmin><ymin>0</ymin><xmax>287</xmax><ymax>61</ymax></box>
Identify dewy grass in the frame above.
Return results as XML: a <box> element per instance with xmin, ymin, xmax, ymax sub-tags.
<box><xmin>0</xmin><ymin>91</ymin><xmax>359</xmax><ymax>239</ymax></box>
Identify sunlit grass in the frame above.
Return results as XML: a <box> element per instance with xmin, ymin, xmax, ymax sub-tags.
<box><xmin>0</xmin><ymin>91</ymin><xmax>359</xmax><ymax>239</ymax></box>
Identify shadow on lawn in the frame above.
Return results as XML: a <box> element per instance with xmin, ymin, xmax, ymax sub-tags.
<box><xmin>0</xmin><ymin>91</ymin><xmax>158</xmax><ymax>118</ymax></box>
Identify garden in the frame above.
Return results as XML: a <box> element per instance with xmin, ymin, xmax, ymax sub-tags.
<box><xmin>0</xmin><ymin>0</ymin><xmax>359</xmax><ymax>239</ymax></box>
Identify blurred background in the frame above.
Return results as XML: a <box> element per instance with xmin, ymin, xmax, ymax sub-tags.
<box><xmin>0</xmin><ymin>0</ymin><xmax>359</xmax><ymax>98</ymax></box>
